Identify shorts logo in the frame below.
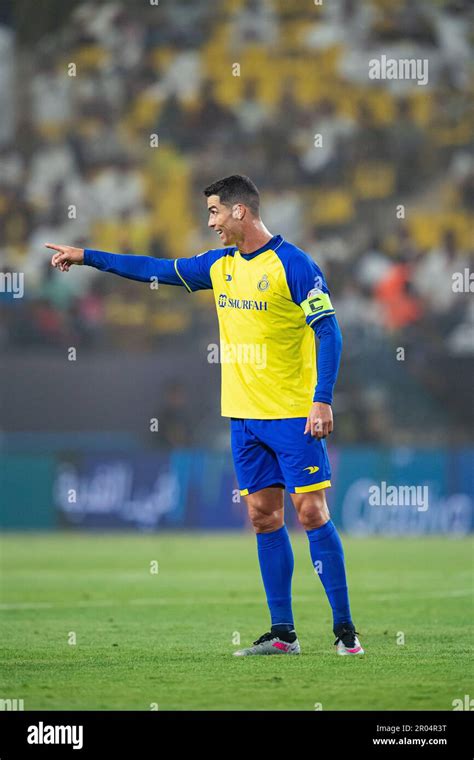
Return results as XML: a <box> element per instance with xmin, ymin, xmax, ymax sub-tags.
<box><xmin>257</xmin><ymin>274</ymin><xmax>269</xmax><ymax>291</ymax></box>
<box><xmin>303</xmin><ymin>466</ymin><xmax>320</xmax><ymax>474</ymax></box>
<box><xmin>225</xmin><ymin>274</ymin><xmax>232</xmax><ymax>281</ymax></box>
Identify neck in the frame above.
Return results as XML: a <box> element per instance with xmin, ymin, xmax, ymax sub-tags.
<box><xmin>235</xmin><ymin>219</ymin><xmax>274</xmax><ymax>254</ymax></box>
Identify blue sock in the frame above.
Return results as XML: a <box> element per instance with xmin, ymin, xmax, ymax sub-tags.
<box><xmin>306</xmin><ymin>520</ymin><xmax>352</xmax><ymax>627</ymax></box>
<box><xmin>256</xmin><ymin>525</ymin><xmax>295</xmax><ymax>629</ymax></box>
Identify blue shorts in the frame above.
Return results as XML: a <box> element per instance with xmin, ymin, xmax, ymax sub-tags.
<box><xmin>230</xmin><ymin>417</ymin><xmax>331</xmax><ymax>496</ymax></box>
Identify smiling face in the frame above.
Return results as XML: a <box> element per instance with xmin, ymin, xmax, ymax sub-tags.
<box><xmin>207</xmin><ymin>194</ymin><xmax>244</xmax><ymax>247</ymax></box>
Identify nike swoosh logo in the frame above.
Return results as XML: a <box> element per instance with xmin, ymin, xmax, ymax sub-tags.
<box><xmin>303</xmin><ymin>466</ymin><xmax>320</xmax><ymax>474</ymax></box>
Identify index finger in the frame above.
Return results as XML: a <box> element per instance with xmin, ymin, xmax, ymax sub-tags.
<box><xmin>45</xmin><ymin>243</ymin><xmax>64</xmax><ymax>252</ymax></box>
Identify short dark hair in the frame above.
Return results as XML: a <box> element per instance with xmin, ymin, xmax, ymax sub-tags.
<box><xmin>203</xmin><ymin>174</ymin><xmax>260</xmax><ymax>216</ymax></box>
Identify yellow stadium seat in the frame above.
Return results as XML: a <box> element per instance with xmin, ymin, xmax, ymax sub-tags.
<box><xmin>409</xmin><ymin>213</ymin><xmax>473</xmax><ymax>249</ymax></box>
<box><xmin>353</xmin><ymin>163</ymin><xmax>396</xmax><ymax>199</ymax></box>
<box><xmin>433</xmin><ymin>122</ymin><xmax>472</xmax><ymax>147</ymax></box>
<box><xmin>104</xmin><ymin>296</ymin><xmax>148</xmax><ymax>328</ymax></box>
<box><xmin>317</xmin><ymin>45</ymin><xmax>344</xmax><ymax>76</ymax></box>
<box><xmin>125</xmin><ymin>94</ymin><xmax>161</xmax><ymax>132</ymax></box>
<box><xmin>150</xmin><ymin>311</ymin><xmax>191</xmax><ymax>334</ymax></box>
<box><xmin>66</xmin><ymin>45</ymin><xmax>107</xmax><ymax>71</ymax></box>
<box><xmin>308</xmin><ymin>189</ymin><xmax>355</xmax><ymax>226</ymax></box>
<box><xmin>360</xmin><ymin>90</ymin><xmax>396</xmax><ymax>125</ymax></box>
<box><xmin>407</xmin><ymin>93</ymin><xmax>433</xmax><ymax>126</ymax></box>
<box><xmin>214</xmin><ymin>73</ymin><xmax>244</xmax><ymax>106</ymax></box>
<box><xmin>36</xmin><ymin>122</ymin><xmax>68</xmax><ymax>139</ymax></box>
<box><xmin>275</xmin><ymin>0</ymin><xmax>316</xmax><ymax>16</ymax></box>
<box><xmin>149</xmin><ymin>47</ymin><xmax>175</xmax><ymax>71</ymax></box>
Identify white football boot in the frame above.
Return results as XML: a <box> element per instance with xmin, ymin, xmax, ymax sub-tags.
<box><xmin>233</xmin><ymin>630</ymin><xmax>301</xmax><ymax>656</ymax></box>
<box><xmin>334</xmin><ymin>623</ymin><xmax>364</xmax><ymax>655</ymax></box>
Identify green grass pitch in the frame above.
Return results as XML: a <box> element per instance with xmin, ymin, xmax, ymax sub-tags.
<box><xmin>0</xmin><ymin>532</ymin><xmax>472</xmax><ymax>710</ymax></box>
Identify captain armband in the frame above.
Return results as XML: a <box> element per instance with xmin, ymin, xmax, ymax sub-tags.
<box><xmin>300</xmin><ymin>290</ymin><xmax>335</xmax><ymax>320</ymax></box>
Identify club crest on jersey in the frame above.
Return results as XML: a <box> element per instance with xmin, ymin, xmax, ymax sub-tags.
<box><xmin>257</xmin><ymin>274</ymin><xmax>269</xmax><ymax>291</ymax></box>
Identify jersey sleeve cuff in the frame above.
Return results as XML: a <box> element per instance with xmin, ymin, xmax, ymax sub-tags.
<box><xmin>313</xmin><ymin>390</ymin><xmax>333</xmax><ymax>404</ymax></box>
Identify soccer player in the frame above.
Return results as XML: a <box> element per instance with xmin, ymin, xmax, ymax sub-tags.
<box><xmin>46</xmin><ymin>174</ymin><xmax>364</xmax><ymax>657</ymax></box>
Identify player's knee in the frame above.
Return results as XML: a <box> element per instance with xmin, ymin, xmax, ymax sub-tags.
<box><xmin>248</xmin><ymin>505</ymin><xmax>282</xmax><ymax>533</ymax></box>
<box><xmin>296</xmin><ymin>496</ymin><xmax>329</xmax><ymax>530</ymax></box>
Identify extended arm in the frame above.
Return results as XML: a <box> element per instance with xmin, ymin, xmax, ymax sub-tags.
<box><xmin>83</xmin><ymin>249</ymin><xmax>183</xmax><ymax>286</ymax></box>
<box><xmin>46</xmin><ymin>244</ymin><xmax>214</xmax><ymax>290</ymax></box>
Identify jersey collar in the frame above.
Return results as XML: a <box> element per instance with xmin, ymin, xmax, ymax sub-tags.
<box><xmin>237</xmin><ymin>234</ymin><xmax>283</xmax><ymax>260</ymax></box>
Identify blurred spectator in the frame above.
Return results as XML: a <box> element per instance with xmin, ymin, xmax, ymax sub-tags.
<box><xmin>89</xmin><ymin>158</ymin><xmax>145</xmax><ymax>219</ymax></box>
<box><xmin>30</xmin><ymin>61</ymin><xmax>72</xmax><ymax>128</ymax></box>
<box><xmin>26</xmin><ymin>134</ymin><xmax>77</xmax><ymax>207</ymax></box>
<box><xmin>233</xmin><ymin>80</ymin><xmax>271</xmax><ymax>137</ymax></box>
<box><xmin>192</xmin><ymin>81</ymin><xmax>239</xmax><ymax>147</ymax></box>
<box><xmin>299</xmin><ymin>98</ymin><xmax>355</xmax><ymax>182</ymax></box>
<box><xmin>413</xmin><ymin>229</ymin><xmax>469</xmax><ymax>316</ymax></box>
<box><xmin>158</xmin><ymin>41</ymin><xmax>203</xmax><ymax>104</ymax></box>
<box><xmin>356</xmin><ymin>237</ymin><xmax>392</xmax><ymax>290</ymax></box>
<box><xmin>231</xmin><ymin>0</ymin><xmax>279</xmax><ymax>49</ymax></box>
<box><xmin>350</xmin><ymin>101</ymin><xmax>389</xmax><ymax>163</ymax></box>
<box><xmin>374</xmin><ymin>260</ymin><xmax>423</xmax><ymax>331</ymax></box>
<box><xmin>388</xmin><ymin>98</ymin><xmax>425</xmax><ymax>193</ymax></box>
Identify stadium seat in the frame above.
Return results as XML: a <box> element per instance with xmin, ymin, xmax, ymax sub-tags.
<box><xmin>353</xmin><ymin>163</ymin><xmax>396</xmax><ymax>200</ymax></box>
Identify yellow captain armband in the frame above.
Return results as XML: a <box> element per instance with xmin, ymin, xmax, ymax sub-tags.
<box><xmin>300</xmin><ymin>290</ymin><xmax>335</xmax><ymax>319</ymax></box>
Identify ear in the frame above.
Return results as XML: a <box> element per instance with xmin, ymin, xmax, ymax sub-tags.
<box><xmin>232</xmin><ymin>204</ymin><xmax>244</xmax><ymax>220</ymax></box>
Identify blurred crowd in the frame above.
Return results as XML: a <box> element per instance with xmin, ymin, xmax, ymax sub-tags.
<box><xmin>0</xmin><ymin>0</ymin><xmax>472</xmax><ymax>443</ymax></box>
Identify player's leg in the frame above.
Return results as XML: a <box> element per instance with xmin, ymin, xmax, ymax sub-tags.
<box><xmin>290</xmin><ymin>487</ymin><xmax>352</xmax><ymax>629</ymax></box>
<box><xmin>233</xmin><ymin>486</ymin><xmax>300</xmax><ymax>656</ymax></box>
<box><xmin>264</xmin><ymin>417</ymin><xmax>364</xmax><ymax>656</ymax></box>
<box><xmin>230</xmin><ymin>418</ymin><xmax>299</xmax><ymax>655</ymax></box>
<box><xmin>290</xmin><ymin>488</ymin><xmax>364</xmax><ymax>655</ymax></box>
<box><xmin>245</xmin><ymin>486</ymin><xmax>294</xmax><ymax>633</ymax></box>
